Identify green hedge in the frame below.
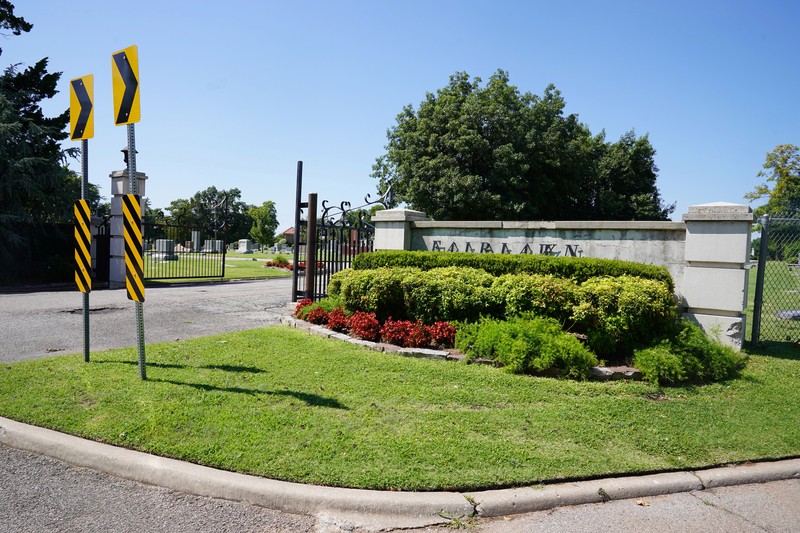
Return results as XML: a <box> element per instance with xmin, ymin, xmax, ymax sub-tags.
<box><xmin>574</xmin><ymin>276</ymin><xmax>678</xmax><ymax>357</ymax></box>
<box><xmin>353</xmin><ymin>251</ymin><xmax>674</xmax><ymax>292</ymax></box>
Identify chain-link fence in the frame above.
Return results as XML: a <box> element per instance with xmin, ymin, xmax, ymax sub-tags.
<box><xmin>751</xmin><ymin>213</ymin><xmax>800</xmax><ymax>343</ymax></box>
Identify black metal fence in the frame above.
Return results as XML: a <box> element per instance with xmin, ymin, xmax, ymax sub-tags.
<box><xmin>142</xmin><ymin>221</ymin><xmax>226</xmax><ymax>280</ymax></box>
<box><xmin>751</xmin><ymin>213</ymin><xmax>800</xmax><ymax>343</ymax></box>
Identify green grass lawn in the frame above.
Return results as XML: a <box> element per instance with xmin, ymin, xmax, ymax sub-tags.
<box><xmin>1</xmin><ymin>326</ymin><xmax>799</xmax><ymax>491</ymax></box>
<box><xmin>746</xmin><ymin>260</ymin><xmax>800</xmax><ymax>343</ymax></box>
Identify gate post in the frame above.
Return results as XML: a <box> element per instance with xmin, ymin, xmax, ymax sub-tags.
<box><xmin>108</xmin><ymin>167</ymin><xmax>147</xmax><ymax>289</ymax></box>
<box><xmin>682</xmin><ymin>203</ymin><xmax>754</xmax><ymax>348</ymax></box>
<box><xmin>751</xmin><ymin>214</ymin><xmax>770</xmax><ymax>343</ymax></box>
<box><xmin>305</xmin><ymin>193</ymin><xmax>318</xmax><ymax>300</ymax></box>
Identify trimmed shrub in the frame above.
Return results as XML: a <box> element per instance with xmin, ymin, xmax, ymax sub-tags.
<box><xmin>492</xmin><ymin>273</ymin><xmax>580</xmax><ymax>324</ymax></box>
<box><xmin>633</xmin><ymin>321</ymin><xmax>748</xmax><ymax>385</ymax></box>
<box><xmin>353</xmin><ymin>250</ymin><xmax>674</xmax><ymax>292</ymax></box>
<box><xmin>455</xmin><ymin>316</ymin><xmax>598</xmax><ymax>379</ymax></box>
<box><xmin>346</xmin><ymin>311</ymin><xmax>381</xmax><ymax>342</ymax></box>
<box><xmin>401</xmin><ymin>267</ymin><xmax>500</xmax><ymax>323</ymax></box>
<box><xmin>573</xmin><ymin>276</ymin><xmax>677</xmax><ymax>358</ymax></box>
<box><xmin>329</xmin><ymin>267</ymin><xmax>419</xmax><ymax>321</ymax></box>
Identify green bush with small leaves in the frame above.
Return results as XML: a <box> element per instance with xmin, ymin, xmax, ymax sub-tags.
<box><xmin>455</xmin><ymin>316</ymin><xmax>598</xmax><ymax>379</ymax></box>
<box><xmin>492</xmin><ymin>273</ymin><xmax>580</xmax><ymax>325</ymax></box>
<box><xmin>401</xmin><ymin>267</ymin><xmax>500</xmax><ymax>323</ymax></box>
<box><xmin>633</xmin><ymin>321</ymin><xmax>748</xmax><ymax>385</ymax></box>
<box><xmin>572</xmin><ymin>275</ymin><xmax>677</xmax><ymax>358</ymax></box>
<box><xmin>328</xmin><ymin>267</ymin><xmax>419</xmax><ymax>321</ymax></box>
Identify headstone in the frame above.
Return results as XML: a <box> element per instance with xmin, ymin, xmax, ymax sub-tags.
<box><xmin>237</xmin><ymin>239</ymin><xmax>254</xmax><ymax>254</ymax></box>
<box><xmin>153</xmin><ymin>239</ymin><xmax>178</xmax><ymax>261</ymax></box>
<box><xmin>203</xmin><ymin>239</ymin><xmax>224</xmax><ymax>253</ymax></box>
<box><xmin>191</xmin><ymin>231</ymin><xmax>201</xmax><ymax>252</ymax></box>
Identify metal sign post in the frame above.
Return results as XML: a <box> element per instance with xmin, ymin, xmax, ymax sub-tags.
<box><xmin>126</xmin><ymin>126</ymin><xmax>146</xmax><ymax>380</ymax></box>
<box><xmin>112</xmin><ymin>44</ymin><xmax>145</xmax><ymax>379</ymax></box>
<box><xmin>69</xmin><ymin>75</ymin><xmax>94</xmax><ymax>362</ymax></box>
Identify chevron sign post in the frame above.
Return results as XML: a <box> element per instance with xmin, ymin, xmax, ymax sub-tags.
<box><xmin>70</xmin><ymin>74</ymin><xmax>94</xmax><ymax>362</ymax></box>
<box><xmin>113</xmin><ymin>44</ymin><xmax>146</xmax><ymax>379</ymax></box>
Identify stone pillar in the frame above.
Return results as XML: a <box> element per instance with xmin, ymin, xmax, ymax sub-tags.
<box><xmin>109</xmin><ymin>169</ymin><xmax>148</xmax><ymax>289</ymax></box>
<box><xmin>682</xmin><ymin>202</ymin><xmax>754</xmax><ymax>348</ymax></box>
<box><xmin>372</xmin><ymin>208</ymin><xmax>430</xmax><ymax>250</ymax></box>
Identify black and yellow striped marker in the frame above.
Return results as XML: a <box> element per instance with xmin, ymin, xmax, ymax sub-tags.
<box><xmin>122</xmin><ymin>194</ymin><xmax>145</xmax><ymax>302</ymax></box>
<box><xmin>74</xmin><ymin>200</ymin><xmax>92</xmax><ymax>293</ymax></box>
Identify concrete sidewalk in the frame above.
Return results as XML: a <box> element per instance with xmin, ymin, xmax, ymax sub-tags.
<box><xmin>2</xmin><ymin>416</ymin><xmax>798</xmax><ymax>531</ymax></box>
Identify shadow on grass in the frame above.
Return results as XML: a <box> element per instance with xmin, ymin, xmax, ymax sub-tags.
<box><xmin>151</xmin><ymin>378</ymin><xmax>348</xmax><ymax>409</ymax></box>
<box><xmin>744</xmin><ymin>341</ymin><xmax>800</xmax><ymax>361</ymax></box>
<box><xmin>96</xmin><ymin>361</ymin><xmax>267</xmax><ymax>374</ymax></box>
<box><xmin>201</xmin><ymin>364</ymin><xmax>265</xmax><ymax>374</ymax></box>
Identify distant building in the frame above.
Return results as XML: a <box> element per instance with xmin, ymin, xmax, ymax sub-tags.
<box><xmin>280</xmin><ymin>227</ymin><xmax>295</xmax><ymax>246</ymax></box>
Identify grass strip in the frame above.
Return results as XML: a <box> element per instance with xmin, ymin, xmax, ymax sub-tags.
<box><xmin>1</xmin><ymin>326</ymin><xmax>798</xmax><ymax>491</ymax></box>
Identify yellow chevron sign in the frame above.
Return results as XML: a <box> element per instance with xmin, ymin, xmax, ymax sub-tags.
<box><xmin>111</xmin><ymin>45</ymin><xmax>140</xmax><ymax>125</ymax></box>
<box><xmin>74</xmin><ymin>200</ymin><xmax>92</xmax><ymax>292</ymax></box>
<box><xmin>69</xmin><ymin>75</ymin><xmax>94</xmax><ymax>140</ymax></box>
<box><xmin>122</xmin><ymin>194</ymin><xmax>144</xmax><ymax>302</ymax></box>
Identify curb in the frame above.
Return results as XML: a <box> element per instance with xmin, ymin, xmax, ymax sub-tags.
<box><xmin>0</xmin><ymin>417</ymin><xmax>471</xmax><ymax>531</ymax></box>
<box><xmin>2</xmin><ymin>416</ymin><xmax>800</xmax><ymax>529</ymax></box>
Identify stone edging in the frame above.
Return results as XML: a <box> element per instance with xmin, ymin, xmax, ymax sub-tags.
<box><xmin>280</xmin><ymin>315</ymin><xmax>643</xmax><ymax>381</ymax></box>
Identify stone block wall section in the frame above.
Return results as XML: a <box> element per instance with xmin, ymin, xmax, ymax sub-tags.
<box><xmin>372</xmin><ymin>202</ymin><xmax>754</xmax><ymax>348</ymax></box>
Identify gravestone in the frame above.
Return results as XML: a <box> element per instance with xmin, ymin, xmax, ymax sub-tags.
<box><xmin>203</xmin><ymin>239</ymin><xmax>224</xmax><ymax>253</ymax></box>
<box><xmin>153</xmin><ymin>239</ymin><xmax>178</xmax><ymax>261</ymax></box>
<box><xmin>191</xmin><ymin>231</ymin><xmax>201</xmax><ymax>252</ymax></box>
<box><xmin>237</xmin><ymin>239</ymin><xmax>254</xmax><ymax>254</ymax></box>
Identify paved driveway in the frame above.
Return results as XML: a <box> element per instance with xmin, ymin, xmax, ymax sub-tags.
<box><xmin>0</xmin><ymin>278</ymin><xmax>293</xmax><ymax>363</ymax></box>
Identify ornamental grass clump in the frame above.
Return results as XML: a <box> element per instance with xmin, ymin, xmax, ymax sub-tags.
<box><xmin>455</xmin><ymin>316</ymin><xmax>598</xmax><ymax>379</ymax></box>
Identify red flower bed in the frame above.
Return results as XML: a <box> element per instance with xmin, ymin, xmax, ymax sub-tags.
<box><xmin>347</xmin><ymin>311</ymin><xmax>381</xmax><ymax>342</ymax></box>
<box><xmin>293</xmin><ymin>302</ymin><xmax>455</xmax><ymax>349</ymax></box>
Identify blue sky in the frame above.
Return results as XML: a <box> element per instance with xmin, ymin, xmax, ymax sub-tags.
<box><xmin>9</xmin><ymin>1</ymin><xmax>799</xmax><ymax>232</ymax></box>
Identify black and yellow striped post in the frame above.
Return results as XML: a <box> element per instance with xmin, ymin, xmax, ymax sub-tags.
<box><xmin>74</xmin><ymin>200</ymin><xmax>92</xmax><ymax>293</ymax></box>
<box><xmin>122</xmin><ymin>194</ymin><xmax>145</xmax><ymax>302</ymax></box>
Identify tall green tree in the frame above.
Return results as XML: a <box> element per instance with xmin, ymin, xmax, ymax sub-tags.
<box><xmin>166</xmin><ymin>186</ymin><xmax>254</xmax><ymax>241</ymax></box>
<box><xmin>745</xmin><ymin>144</ymin><xmax>800</xmax><ymax>216</ymax></box>
<box><xmin>0</xmin><ymin>2</ymin><xmax>77</xmax><ymax>263</ymax></box>
<box><xmin>248</xmin><ymin>201</ymin><xmax>279</xmax><ymax>246</ymax></box>
<box><xmin>372</xmin><ymin>70</ymin><xmax>673</xmax><ymax>221</ymax></box>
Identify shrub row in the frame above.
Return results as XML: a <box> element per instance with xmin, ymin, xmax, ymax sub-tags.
<box><xmin>329</xmin><ymin>267</ymin><xmax>678</xmax><ymax>357</ymax></box>
<box><xmin>352</xmin><ymin>250</ymin><xmax>674</xmax><ymax>292</ymax></box>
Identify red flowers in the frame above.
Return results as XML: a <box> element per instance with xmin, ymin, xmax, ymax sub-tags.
<box><xmin>292</xmin><ymin>303</ymin><xmax>454</xmax><ymax>348</ymax></box>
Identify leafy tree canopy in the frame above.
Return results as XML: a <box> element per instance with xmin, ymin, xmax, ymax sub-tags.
<box><xmin>745</xmin><ymin>144</ymin><xmax>800</xmax><ymax>217</ymax></box>
<box><xmin>248</xmin><ymin>200</ymin><xmax>279</xmax><ymax>246</ymax></box>
<box><xmin>0</xmin><ymin>1</ymin><xmax>77</xmax><ymax>262</ymax></box>
<box><xmin>372</xmin><ymin>70</ymin><xmax>674</xmax><ymax>221</ymax></box>
<box><xmin>165</xmin><ymin>186</ymin><xmax>254</xmax><ymax>241</ymax></box>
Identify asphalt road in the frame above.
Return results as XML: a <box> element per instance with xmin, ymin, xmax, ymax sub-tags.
<box><xmin>0</xmin><ymin>278</ymin><xmax>293</xmax><ymax>363</ymax></box>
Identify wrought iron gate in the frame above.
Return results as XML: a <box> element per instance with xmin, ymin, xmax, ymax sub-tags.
<box><xmin>751</xmin><ymin>213</ymin><xmax>800</xmax><ymax>344</ymax></box>
<box><xmin>291</xmin><ymin>162</ymin><xmax>385</xmax><ymax>301</ymax></box>
<box><xmin>142</xmin><ymin>196</ymin><xmax>229</xmax><ymax>281</ymax></box>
